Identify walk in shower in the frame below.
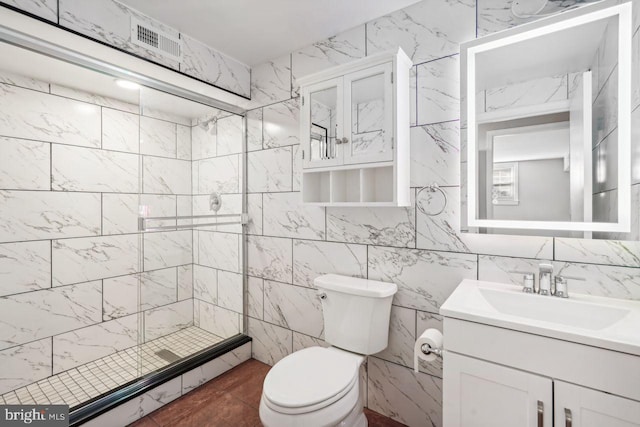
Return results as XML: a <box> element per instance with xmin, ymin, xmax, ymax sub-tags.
<box><xmin>0</xmin><ymin>33</ymin><xmax>247</xmax><ymax>421</ymax></box>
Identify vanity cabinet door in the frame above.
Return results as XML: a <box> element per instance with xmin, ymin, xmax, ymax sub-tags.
<box><xmin>444</xmin><ymin>352</ymin><xmax>552</xmax><ymax>427</ymax></box>
<box><xmin>342</xmin><ymin>62</ymin><xmax>394</xmax><ymax>165</ymax></box>
<box><xmin>301</xmin><ymin>77</ymin><xmax>344</xmax><ymax>169</ymax></box>
<box><xmin>554</xmin><ymin>381</ymin><xmax>640</xmax><ymax>427</ymax></box>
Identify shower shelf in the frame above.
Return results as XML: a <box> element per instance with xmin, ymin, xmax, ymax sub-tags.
<box><xmin>138</xmin><ymin>213</ymin><xmax>249</xmax><ymax>232</ymax></box>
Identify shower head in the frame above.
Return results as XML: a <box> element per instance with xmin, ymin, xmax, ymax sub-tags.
<box><xmin>199</xmin><ymin>116</ymin><xmax>217</xmax><ymax>132</ymax></box>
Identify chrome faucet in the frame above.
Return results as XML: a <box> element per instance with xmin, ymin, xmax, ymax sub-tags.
<box><xmin>538</xmin><ymin>264</ymin><xmax>553</xmax><ymax>296</ymax></box>
<box><xmin>511</xmin><ymin>271</ymin><xmax>535</xmax><ymax>293</ymax></box>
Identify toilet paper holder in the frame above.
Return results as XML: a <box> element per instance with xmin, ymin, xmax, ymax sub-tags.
<box><xmin>421</xmin><ymin>343</ymin><xmax>443</xmax><ymax>358</ymax></box>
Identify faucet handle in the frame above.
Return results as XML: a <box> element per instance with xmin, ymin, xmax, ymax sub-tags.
<box><xmin>510</xmin><ymin>270</ymin><xmax>535</xmax><ymax>293</ymax></box>
<box><xmin>554</xmin><ymin>275</ymin><xmax>585</xmax><ymax>298</ymax></box>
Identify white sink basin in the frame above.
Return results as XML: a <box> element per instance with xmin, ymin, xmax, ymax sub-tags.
<box><xmin>440</xmin><ymin>280</ymin><xmax>640</xmax><ymax>355</ymax></box>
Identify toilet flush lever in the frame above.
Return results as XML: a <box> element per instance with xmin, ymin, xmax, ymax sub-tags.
<box><xmin>317</xmin><ymin>292</ymin><xmax>327</xmax><ymax>300</ymax></box>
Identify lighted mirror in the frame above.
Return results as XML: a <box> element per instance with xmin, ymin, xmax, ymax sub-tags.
<box><xmin>461</xmin><ymin>0</ymin><xmax>633</xmax><ymax>238</ymax></box>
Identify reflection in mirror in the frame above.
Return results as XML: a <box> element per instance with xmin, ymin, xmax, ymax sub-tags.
<box><xmin>350</xmin><ymin>73</ymin><xmax>386</xmax><ymax>156</ymax></box>
<box><xmin>309</xmin><ymin>86</ymin><xmax>337</xmax><ymax>161</ymax></box>
<box><xmin>462</xmin><ymin>1</ymin><xmax>633</xmax><ymax>239</ymax></box>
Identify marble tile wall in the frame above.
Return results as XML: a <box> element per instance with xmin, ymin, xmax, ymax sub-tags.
<box><xmin>245</xmin><ymin>1</ymin><xmax>640</xmax><ymax>426</ymax></box>
<box><xmin>0</xmin><ymin>74</ymin><xmax>201</xmax><ymax>397</ymax></box>
<box><xmin>1</xmin><ymin>0</ymin><xmax>250</xmax><ymax>97</ymax></box>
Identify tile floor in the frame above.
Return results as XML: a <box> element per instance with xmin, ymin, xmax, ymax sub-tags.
<box><xmin>1</xmin><ymin>327</ymin><xmax>224</xmax><ymax>408</ymax></box>
<box><xmin>130</xmin><ymin>359</ymin><xmax>406</xmax><ymax>427</ymax></box>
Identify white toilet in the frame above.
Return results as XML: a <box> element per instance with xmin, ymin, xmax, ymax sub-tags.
<box><xmin>259</xmin><ymin>274</ymin><xmax>398</xmax><ymax>427</ymax></box>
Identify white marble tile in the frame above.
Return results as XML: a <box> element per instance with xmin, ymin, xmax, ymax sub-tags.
<box><xmin>485</xmin><ymin>75</ymin><xmax>568</xmax><ymax>112</ymax></box>
<box><xmin>263</xmin><ymin>99</ymin><xmax>299</xmax><ymax>148</ymax></box>
<box><xmin>292</xmin><ymin>144</ymin><xmax>302</xmax><ymax>192</ymax></box>
<box><xmin>103</xmin><ymin>274</ymin><xmax>139</xmax><ymax>320</ymax></box>
<box><xmin>52</xmin><ymin>314</ymin><xmax>138</xmax><ymax>374</ymax></box>
<box><xmin>191</xmin><ymin>121</ymin><xmax>216</xmax><ymax>160</ymax></box>
<box><xmin>196</xmin><ymin>154</ymin><xmax>240</xmax><ymax>194</ymax></box>
<box><xmin>0</xmin><ymin>190</ymin><xmax>101</xmax><ymax>243</ymax></box>
<box><xmin>177</xmin><ymin>265</ymin><xmax>193</xmax><ymax>301</ymax></box>
<box><xmin>216</xmin><ymin>114</ymin><xmax>243</xmax><ymax>156</ymax></box>
<box><xmin>140</xmin><ymin>116</ymin><xmax>177</xmax><ymax>158</ymax></box>
<box><xmin>192</xmin><ymin>193</ymin><xmax>243</xmax><ymax>233</ymax></box>
<box><xmin>102</xmin><ymin>108</ymin><xmax>139</xmax><ymax>153</ymax></box>
<box><xmin>592</xmin><ymin>71</ymin><xmax>618</xmax><ymax>147</ymax></box>
<box><xmin>368</xmin><ymin>356</ymin><xmax>442</xmax><ymax>427</ymax></box>
<box><xmin>0</xmin><ymin>83</ymin><xmax>101</xmax><ymax>147</ymax></box>
<box><xmin>247</xmin><ymin>146</ymin><xmax>292</xmax><ymax>192</ymax></box>
<box><xmin>143</xmin><ymin>156</ymin><xmax>191</xmax><ymax>195</ymax></box>
<box><xmin>0</xmin><ymin>137</ymin><xmax>50</xmax><ymax>190</ymax></box>
<box><xmin>59</xmin><ymin>0</ymin><xmax>180</xmax><ymax>70</ymax></box>
<box><xmin>366</xmin><ymin>0</ymin><xmax>475</xmax><ymax>63</ymax></box>
<box><xmin>0</xmin><ymin>338</ymin><xmax>52</xmax><ymax>395</ymax></box>
<box><xmin>139</xmin><ymin>194</ymin><xmax>178</xmax><ymax>231</ymax></box>
<box><xmin>176</xmin><ymin>125</ymin><xmax>192</xmax><ymax>160</ymax></box>
<box><xmin>144</xmin><ymin>300</ymin><xmax>193</xmax><ymax>342</ymax></box>
<box><xmin>460</xmin><ymin>233</ymin><xmax>553</xmax><ymax>259</ymax></box>
<box><xmin>292</xmin><ymin>240</ymin><xmax>367</xmax><ymax>288</ymax></box>
<box><xmin>0</xmin><ymin>70</ymin><xmax>49</xmax><ymax>92</ymax></box>
<box><xmin>52</xmin><ymin>234</ymin><xmax>140</xmax><ymax>286</ymax></box>
<box><xmin>248</xmin><ymin>317</ymin><xmax>292</xmax><ymax>366</ymax></box>
<box><xmin>181</xmin><ymin>342</ymin><xmax>251</xmax><ymax>394</ymax></box>
<box><xmin>248</xmin><ymin>276</ymin><xmax>264</xmax><ymax>320</ymax></box>
<box><xmin>181</xmin><ymin>34</ymin><xmax>251</xmax><ymax>98</ymax></box>
<box><xmin>141</xmin><ymin>268</ymin><xmax>178</xmax><ymax>310</ymax></box>
<box><xmin>478</xmin><ymin>255</ymin><xmax>550</xmax><ymax>287</ymax></box>
<box><xmin>250</xmin><ymin>54</ymin><xmax>291</xmax><ymax>108</ymax></box>
<box><xmin>50</xmin><ymin>84</ymin><xmax>138</xmax><ymax>114</ymax></box>
<box><xmin>193</xmin><ymin>264</ymin><xmax>217</xmax><ymax>304</ymax></box>
<box><xmin>264</xmin><ymin>280</ymin><xmax>324</xmax><ymax>339</ymax></box>
<box><xmin>217</xmin><ymin>270</ymin><xmax>243</xmax><ymax>313</ymax></box>
<box><xmin>416</xmin><ymin>186</ymin><xmax>470</xmax><ymax>253</ymax></box>
<box><xmin>326</xmin><ymin>193</ymin><xmax>416</xmax><ymax>248</ymax></box>
<box><xmin>0</xmin><ymin>240</ymin><xmax>50</xmax><ymax>297</ymax></box>
<box><xmin>195</xmin><ymin>300</ymin><xmax>240</xmax><ymax>339</ymax></box>
<box><xmin>144</xmin><ymin>230</ymin><xmax>192</xmax><ymax>271</ymax></box>
<box><xmin>247</xmin><ymin>193</ymin><xmax>263</xmax><ymax>235</ymax></box>
<box><xmin>417</xmin><ymin>55</ymin><xmax>459</xmax><ymax>125</ymax></box>
<box><xmin>552</xmin><ymin>261</ymin><xmax>640</xmax><ymax>301</ymax></box>
<box><xmin>247</xmin><ymin>235</ymin><xmax>293</xmax><ymax>283</ymax></box>
<box><xmin>416</xmin><ymin>311</ymin><xmax>443</xmax><ymax>378</ymax></box>
<box><xmin>597</xmin><ymin>18</ymin><xmax>619</xmax><ymax>94</ymax></box>
<box><xmin>83</xmin><ymin>377</ymin><xmax>182</xmax><ymax>427</ymax></box>
<box><xmin>410</xmin><ymin>123</ymin><xmax>460</xmax><ymax>187</ymax></box>
<box><xmin>292</xmin><ymin>332</ymin><xmax>329</xmax><ymax>352</ymax></box>
<box><xmin>374</xmin><ymin>305</ymin><xmax>416</xmax><ymax>369</ymax></box>
<box><xmin>247</xmin><ymin>108</ymin><xmax>263</xmax><ymax>152</ymax></box>
<box><xmin>555</xmin><ymin>238</ymin><xmax>640</xmax><ymax>268</ymax></box>
<box><xmin>52</xmin><ymin>145</ymin><xmax>139</xmax><ymax>193</ymax></box>
<box><xmin>369</xmin><ymin>246</ymin><xmax>477</xmax><ymax>313</ymax></box>
<box><xmin>263</xmin><ymin>192</ymin><xmax>325</xmax><ymax>240</ymax></box>
<box><xmin>292</xmin><ymin>25</ymin><xmax>365</xmax><ymax>95</ymax></box>
<box><xmin>198</xmin><ymin>231</ymin><xmax>239</xmax><ymax>272</ymax></box>
<box><xmin>0</xmin><ymin>281</ymin><xmax>102</xmax><ymax>350</ymax></box>
<box><xmin>410</xmin><ymin>66</ymin><xmax>417</xmax><ymax>126</ymax></box>
<box><xmin>102</xmin><ymin>193</ymin><xmax>138</xmax><ymax>236</ymax></box>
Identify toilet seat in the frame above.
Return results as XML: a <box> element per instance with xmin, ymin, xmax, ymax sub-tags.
<box><xmin>262</xmin><ymin>347</ymin><xmax>362</xmax><ymax>414</ymax></box>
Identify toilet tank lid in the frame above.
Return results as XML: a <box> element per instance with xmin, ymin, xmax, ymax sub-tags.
<box><xmin>314</xmin><ymin>274</ymin><xmax>397</xmax><ymax>298</ymax></box>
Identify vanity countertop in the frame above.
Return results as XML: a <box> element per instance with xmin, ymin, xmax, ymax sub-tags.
<box><xmin>440</xmin><ymin>279</ymin><xmax>640</xmax><ymax>356</ymax></box>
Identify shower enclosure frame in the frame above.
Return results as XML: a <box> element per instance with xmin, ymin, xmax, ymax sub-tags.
<box><xmin>0</xmin><ymin>15</ymin><xmax>251</xmax><ymax>426</ymax></box>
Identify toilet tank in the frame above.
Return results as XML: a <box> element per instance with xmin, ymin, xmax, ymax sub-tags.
<box><xmin>314</xmin><ymin>274</ymin><xmax>398</xmax><ymax>355</ymax></box>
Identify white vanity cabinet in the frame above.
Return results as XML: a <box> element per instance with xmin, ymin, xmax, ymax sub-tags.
<box><xmin>297</xmin><ymin>48</ymin><xmax>411</xmax><ymax>206</ymax></box>
<box><xmin>445</xmin><ymin>352</ymin><xmax>640</xmax><ymax>427</ymax></box>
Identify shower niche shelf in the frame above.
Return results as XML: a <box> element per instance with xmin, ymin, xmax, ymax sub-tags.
<box><xmin>298</xmin><ymin>48</ymin><xmax>412</xmax><ymax>207</ymax></box>
<box><xmin>303</xmin><ymin>164</ymin><xmax>398</xmax><ymax>206</ymax></box>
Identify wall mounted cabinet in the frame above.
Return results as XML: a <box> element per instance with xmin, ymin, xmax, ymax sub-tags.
<box><xmin>298</xmin><ymin>48</ymin><xmax>412</xmax><ymax>206</ymax></box>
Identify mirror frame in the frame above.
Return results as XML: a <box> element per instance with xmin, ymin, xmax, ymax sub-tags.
<box><xmin>461</xmin><ymin>0</ymin><xmax>633</xmax><ymax>233</ymax></box>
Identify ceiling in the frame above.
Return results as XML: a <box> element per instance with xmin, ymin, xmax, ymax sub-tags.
<box><xmin>117</xmin><ymin>0</ymin><xmax>422</xmax><ymax>66</ymax></box>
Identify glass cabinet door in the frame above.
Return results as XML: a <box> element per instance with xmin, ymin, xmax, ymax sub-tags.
<box><xmin>302</xmin><ymin>78</ymin><xmax>343</xmax><ymax>168</ymax></box>
<box><xmin>343</xmin><ymin>62</ymin><xmax>394</xmax><ymax>165</ymax></box>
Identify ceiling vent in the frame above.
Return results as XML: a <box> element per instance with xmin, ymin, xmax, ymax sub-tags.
<box><xmin>130</xmin><ymin>17</ymin><xmax>182</xmax><ymax>62</ymax></box>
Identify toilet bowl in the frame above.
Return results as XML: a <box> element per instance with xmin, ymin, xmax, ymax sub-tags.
<box><xmin>259</xmin><ymin>346</ymin><xmax>366</xmax><ymax>427</ymax></box>
<box><xmin>259</xmin><ymin>274</ymin><xmax>398</xmax><ymax>427</ymax></box>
